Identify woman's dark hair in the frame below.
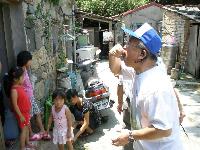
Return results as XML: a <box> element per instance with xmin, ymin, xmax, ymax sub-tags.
<box><xmin>17</xmin><ymin>51</ymin><xmax>32</xmax><ymax>67</ymax></box>
<box><xmin>3</xmin><ymin>66</ymin><xmax>24</xmax><ymax>97</ymax></box>
<box><xmin>66</xmin><ymin>89</ymin><xmax>78</xmax><ymax>101</ymax></box>
<box><xmin>52</xmin><ymin>89</ymin><xmax>66</xmax><ymax>100</ymax></box>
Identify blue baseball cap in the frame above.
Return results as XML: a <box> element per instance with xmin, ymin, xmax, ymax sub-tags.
<box><xmin>122</xmin><ymin>23</ymin><xmax>162</xmax><ymax>55</ymax></box>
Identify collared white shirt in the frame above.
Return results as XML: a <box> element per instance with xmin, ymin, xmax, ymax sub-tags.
<box><xmin>133</xmin><ymin>66</ymin><xmax>183</xmax><ymax>150</ymax></box>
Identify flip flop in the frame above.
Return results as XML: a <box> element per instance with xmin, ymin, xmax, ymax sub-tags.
<box><xmin>29</xmin><ymin>133</ymin><xmax>42</xmax><ymax>141</ymax></box>
<box><xmin>26</xmin><ymin>142</ymin><xmax>37</xmax><ymax>150</ymax></box>
<box><xmin>42</xmin><ymin>132</ymin><xmax>51</xmax><ymax>140</ymax></box>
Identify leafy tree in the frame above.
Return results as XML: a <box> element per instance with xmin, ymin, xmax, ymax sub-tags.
<box><xmin>76</xmin><ymin>0</ymin><xmax>199</xmax><ymax>17</ymax></box>
<box><xmin>76</xmin><ymin>0</ymin><xmax>150</xmax><ymax>17</ymax></box>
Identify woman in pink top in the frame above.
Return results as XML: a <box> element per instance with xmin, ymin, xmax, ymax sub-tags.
<box><xmin>47</xmin><ymin>90</ymin><xmax>73</xmax><ymax>150</ymax></box>
<box><xmin>17</xmin><ymin>51</ymin><xmax>50</xmax><ymax>140</ymax></box>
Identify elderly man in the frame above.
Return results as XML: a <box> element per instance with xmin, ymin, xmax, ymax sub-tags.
<box><xmin>111</xmin><ymin>23</ymin><xmax>183</xmax><ymax>149</ymax></box>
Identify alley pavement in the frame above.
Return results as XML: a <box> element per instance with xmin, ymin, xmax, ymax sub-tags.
<box><xmin>176</xmin><ymin>81</ymin><xmax>200</xmax><ymax>149</ymax></box>
<box><xmin>7</xmin><ymin>60</ymin><xmax>200</xmax><ymax>150</ymax></box>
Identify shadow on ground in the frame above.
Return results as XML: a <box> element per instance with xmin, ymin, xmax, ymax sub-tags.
<box><xmin>74</xmin><ymin>108</ymin><xmax>120</xmax><ymax>150</ymax></box>
<box><xmin>176</xmin><ymin>80</ymin><xmax>200</xmax><ymax>145</ymax></box>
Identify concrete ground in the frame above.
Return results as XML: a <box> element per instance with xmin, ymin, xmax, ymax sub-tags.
<box><xmin>7</xmin><ymin>60</ymin><xmax>200</xmax><ymax>150</ymax></box>
<box><xmin>36</xmin><ymin>60</ymin><xmax>123</xmax><ymax>150</ymax></box>
<box><xmin>176</xmin><ymin>81</ymin><xmax>200</xmax><ymax>149</ymax></box>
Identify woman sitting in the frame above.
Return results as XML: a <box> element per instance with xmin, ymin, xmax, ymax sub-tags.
<box><xmin>66</xmin><ymin>89</ymin><xmax>101</xmax><ymax>142</ymax></box>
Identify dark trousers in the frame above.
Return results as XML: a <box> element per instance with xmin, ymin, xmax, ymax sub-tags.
<box><xmin>0</xmin><ymin>119</ymin><xmax>5</xmax><ymax>150</ymax></box>
<box><xmin>123</xmin><ymin>97</ymin><xmax>133</xmax><ymax>150</ymax></box>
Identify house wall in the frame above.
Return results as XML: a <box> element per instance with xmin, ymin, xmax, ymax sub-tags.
<box><xmin>30</xmin><ymin>47</ymin><xmax>57</xmax><ymax>105</ymax></box>
<box><xmin>0</xmin><ymin>5</ymin><xmax>9</xmax><ymax>77</ymax></box>
<box><xmin>0</xmin><ymin>1</ymin><xmax>73</xmax><ymax>144</ymax></box>
<box><xmin>22</xmin><ymin>0</ymin><xmax>73</xmax><ymax>109</ymax></box>
<box><xmin>162</xmin><ymin>10</ymin><xmax>190</xmax><ymax>71</ymax></box>
<box><xmin>123</xmin><ymin>6</ymin><xmax>163</xmax><ymax>31</ymax></box>
<box><xmin>195</xmin><ymin>27</ymin><xmax>200</xmax><ymax>78</ymax></box>
<box><xmin>0</xmin><ymin>4</ymin><xmax>27</xmax><ymax>72</ymax></box>
<box><xmin>185</xmin><ymin>25</ymin><xmax>200</xmax><ymax>78</ymax></box>
<box><xmin>0</xmin><ymin>0</ymin><xmax>73</xmax><ymax>110</ymax></box>
<box><xmin>115</xmin><ymin>5</ymin><xmax>163</xmax><ymax>45</ymax></box>
<box><xmin>84</xmin><ymin>27</ymin><xmax>100</xmax><ymax>47</ymax></box>
<box><xmin>0</xmin><ymin>3</ymin><xmax>26</xmax><ymax>149</ymax></box>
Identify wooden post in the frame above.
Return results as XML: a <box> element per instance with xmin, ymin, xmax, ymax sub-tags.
<box><xmin>0</xmin><ymin>117</ymin><xmax>6</xmax><ymax>150</ymax></box>
<box><xmin>109</xmin><ymin>21</ymin><xmax>113</xmax><ymax>50</ymax></box>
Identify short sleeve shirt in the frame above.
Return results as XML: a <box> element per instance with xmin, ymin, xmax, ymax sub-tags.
<box><xmin>70</xmin><ymin>99</ymin><xmax>101</xmax><ymax>124</ymax></box>
<box><xmin>120</xmin><ymin>61</ymin><xmax>135</xmax><ymax>98</ymax></box>
<box><xmin>133</xmin><ymin>66</ymin><xmax>183</xmax><ymax>150</ymax></box>
<box><xmin>82</xmin><ymin>99</ymin><xmax>99</xmax><ymax>118</ymax></box>
<box><xmin>23</xmin><ymin>69</ymin><xmax>33</xmax><ymax>98</ymax></box>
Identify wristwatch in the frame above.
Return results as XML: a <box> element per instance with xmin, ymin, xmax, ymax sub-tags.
<box><xmin>128</xmin><ymin>131</ymin><xmax>135</xmax><ymax>143</ymax></box>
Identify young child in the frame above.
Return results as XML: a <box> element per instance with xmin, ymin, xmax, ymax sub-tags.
<box><xmin>8</xmin><ymin>67</ymin><xmax>33</xmax><ymax>150</ymax></box>
<box><xmin>17</xmin><ymin>51</ymin><xmax>49</xmax><ymax>140</ymax></box>
<box><xmin>47</xmin><ymin>90</ymin><xmax>73</xmax><ymax>150</ymax></box>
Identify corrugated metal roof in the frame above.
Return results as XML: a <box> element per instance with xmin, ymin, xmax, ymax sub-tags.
<box><xmin>163</xmin><ymin>5</ymin><xmax>200</xmax><ymax>23</ymax></box>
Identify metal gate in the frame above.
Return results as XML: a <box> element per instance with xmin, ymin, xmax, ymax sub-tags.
<box><xmin>0</xmin><ymin>4</ymin><xmax>8</xmax><ymax>150</ymax></box>
<box><xmin>0</xmin><ymin>2</ymin><xmax>27</xmax><ymax>148</ymax></box>
<box><xmin>0</xmin><ymin>4</ymin><xmax>9</xmax><ymax>77</ymax></box>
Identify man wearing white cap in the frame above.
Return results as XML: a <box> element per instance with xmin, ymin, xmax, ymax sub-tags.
<box><xmin>112</xmin><ymin>23</ymin><xmax>183</xmax><ymax>150</ymax></box>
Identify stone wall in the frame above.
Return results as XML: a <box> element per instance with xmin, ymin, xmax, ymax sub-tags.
<box><xmin>162</xmin><ymin>10</ymin><xmax>190</xmax><ymax>67</ymax></box>
<box><xmin>30</xmin><ymin>46</ymin><xmax>57</xmax><ymax>108</ymax></box>
<box><xmin>22</xmin><ymin>0</ymin><xmax>73</xmax><ymax>109</ymax></box>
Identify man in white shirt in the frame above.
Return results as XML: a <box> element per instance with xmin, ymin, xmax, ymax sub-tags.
<box><xmin>116</xmin><ymin>63</ymin><xmax>135</xmax><ymax>150</ymax></box>
<box><xmin>110</xmin><ymin>53</ymin><xmax>185</xmax><ymax>123</ymax></box>
<box><xmin>111</xmin><ymin>23</ymin><xmax>183</xmax><ymax>150</ymax></box>
<box><xmin>116</xmin><ymin>62</ymin><xmax>135</xmax><ymax>123</ymax></box>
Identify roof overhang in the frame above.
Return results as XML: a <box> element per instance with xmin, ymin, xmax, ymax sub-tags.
<box><xmin>111</xmin><ymin>2</ymin><xmax>163</xmax><ymax>19</ymax></box>
<box><xmin>77</xmin><ymin>11</ymin><xmax>119</xmax><ymax>23</ymax></box>
<box><xmin>163</xmin><ymin>6</ymin><xmax>200</xmax><ymax>23</ymax></box>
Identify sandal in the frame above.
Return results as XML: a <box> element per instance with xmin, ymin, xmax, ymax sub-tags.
<box><xmin>26</xmin><ymin>142</ymin><xmax>37</xmax><ymax>149</ymax></box>
<box><xmin>42</xmin><ymin>132</ymin><xmax>51</xmax><ymax>140</ymax></box>
<box><xmin>29</xmin><ymin>133</ymin><xmax>42</xmax><ymax>141</ymax></box>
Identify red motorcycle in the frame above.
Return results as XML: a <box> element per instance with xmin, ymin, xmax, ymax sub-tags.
<box><xmin>77</xmin><ymin>60</ymin><xmax>114</xmax><ymax>111</ymax></box>
<box><xmin>85</xmin><ymin>79</ymin><xmax>113</xmax><ymax>110</ymax></box>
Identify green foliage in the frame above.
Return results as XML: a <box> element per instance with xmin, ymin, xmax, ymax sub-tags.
<box><xmin>24</xmin><ymin>15</ymin><xmax>37</xmax><ymax>28</ymax></box>
<box><xmin>76</xmin><ymin>0</ymin><xmax>150</xmax><ymax>17</ymax></box>
<box><xmin>56</xmin><ymin>49</ymin><xmax>66</xmax><ymax>69</ymax></box>
<box><xmin>35</xmin><ymin>4</ymin><xmax>52</xmax><ymax>40</ymax></box>
<box><xmin>35</xmin><ymin>3</ymin><xmax>53</xmax><ymax>52</ymax></box>
<box><xmin>34</xmin><ymin>2</ymin><xmax>66</xmax><ymax>67</ymax></box>
<box><xmin>76</xmin><ymin>0</ymin><xmax>199</xmax><ymax>17</ymax></box>
<box><xmin>48</xmin><ymin>0</ymin><xmax>60</xmax><ymax>5</ymax></box>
